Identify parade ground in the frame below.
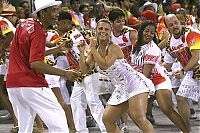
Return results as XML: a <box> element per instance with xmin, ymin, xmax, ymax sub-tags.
<box><xmin>0</xmin><ymin>104</ymin><xmax>200</xmax><ymax>133</ymax></box>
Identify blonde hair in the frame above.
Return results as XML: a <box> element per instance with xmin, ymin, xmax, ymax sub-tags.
<box><xmin>96</xmin><ymin>18</ymin><xmax>112</xmax><ymax>27</ymax></box>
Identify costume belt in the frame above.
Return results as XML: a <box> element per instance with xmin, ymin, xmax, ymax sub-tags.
<box><xmin>76</xmin><ymin>68</ymin><xmax>98</xmax><ymax>82</ymax></box>
<box><xmin>44</xmin><ymin>58</ymin><xmax>56</xmax><ymax>66</ymax></box>
<box><xmin>193</xmin><ymin>66</ymin><xmax>200</xmax><ymax>80</ymax></box>
<box><xmin>99</xmin><ymin>78</ymin><xmax>111</xmax><ymax>82</ymax></box>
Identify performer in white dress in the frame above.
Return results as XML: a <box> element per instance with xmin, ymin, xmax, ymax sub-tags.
<box><xmin>77</xmin><ymin>18</ymin><xmax>155</xmax><ymax>133</ymax></box>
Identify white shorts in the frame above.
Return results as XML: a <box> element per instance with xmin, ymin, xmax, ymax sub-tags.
<box><xmin>155</xmin><ymin>76</ymin><xmax>172</xmax><ymax>91</ymax></box>
<box><xmin>176</xmin><ymin>71</ymin><xmax>200</xmax><ymax>102</ymax></box>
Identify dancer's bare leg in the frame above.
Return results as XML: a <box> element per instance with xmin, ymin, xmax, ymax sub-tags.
<box><xmin>128</xmin><ymin>93</ymin><xmax>154</xmax><ymax>133</ymax></box>
<box><xmin>156</xmin><ymin>90</ymin><xmax>189</xmax><ymax>132</ymax></box>
<box><xmin>102</xmin><ymin>102</ymin><xmax>128</xmax><ymax>133</ymax></box>
<box><xmin>35</xmin><ymin>115</ymin><xmax>45</xmax><ymax>133</ymax></box>
<box><xmin>176</xmin><ymin>95</ymin><xmax>191</xmax><ymax>132</ymax></box>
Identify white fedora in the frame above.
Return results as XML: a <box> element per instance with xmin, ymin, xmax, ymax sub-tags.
<box><xmin>32</xmin><ymin>0</ymin><xmax>62</xmax><ymax>14</ymax></box>
<box><xmin>139</xmin><ymin>1</ymin><xmax>158</xmax><ymax>13</ymax></box>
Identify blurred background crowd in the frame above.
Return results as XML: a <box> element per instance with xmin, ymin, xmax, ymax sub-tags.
<box><xmin>4</xmin><ymin>0</ymin><xmax>200</xmax><ymax>30</ymax></box>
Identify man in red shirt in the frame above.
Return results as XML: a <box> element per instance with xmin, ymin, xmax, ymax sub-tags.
<box><xmin>6</xmin><ymin>0</ymin><xmax>79</xmax><ymax>132</ymax></box>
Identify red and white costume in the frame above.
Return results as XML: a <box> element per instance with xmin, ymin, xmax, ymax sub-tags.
<box><xmin>56</xmin><ymin>28</ymin><xmax>85</xmax><ymax>104</ymax></box>
<box><xmin>111</xmin><ymin>26</ymin><xmax>137</xmax><ymax>64</ymax></box>
<box><xmin>66</xmin><ymin>28</ymin><xmax>85</xmax><ymax>69</ymax></box>
<box><xmin>131</xmin><ymin>41</ymin><xmax>172</xmax><ymax>91</ymax></box>
<box><xmin>164</xmin><ymin>29</ymin><xmax>200</xmax><ymax>102</ymax></box>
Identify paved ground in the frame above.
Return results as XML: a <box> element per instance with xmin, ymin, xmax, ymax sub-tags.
<box><xmin>0</xmin><ymin>104</ymin><xmax>200</xmax><ymax>133</ymax></box>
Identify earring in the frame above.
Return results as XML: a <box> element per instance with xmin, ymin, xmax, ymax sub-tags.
<box><xmin>108</xmin><ymin>36</ymin><xmax>111</xmax><ymax>44</ymax></box>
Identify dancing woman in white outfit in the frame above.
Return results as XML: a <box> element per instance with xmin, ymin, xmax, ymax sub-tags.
<box><xmin>131</xmin><ymin>20</ymin><xmax>189</xmax><ymax>133</ymax></box>
<box><xmin>77</xmin><ymin>18</ymin><xmax>155</xmax><ymax>133</ymax></box>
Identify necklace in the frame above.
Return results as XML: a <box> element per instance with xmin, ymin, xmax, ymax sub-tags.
<box><xmin>97</xmin><ymin>40</ymin><xmax>110</xmax><ymax>57</ymax></box>
<box><xmin>97</xmin><ymin>39</ymin><xmax>110</xmax><ymax>50</ymax></box>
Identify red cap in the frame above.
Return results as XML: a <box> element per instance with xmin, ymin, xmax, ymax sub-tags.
<box><xmin>171</xmin><ymin>3</ymin><xmax>181</xmax><ymax>11</ymax></box>
<box><xmin>141</xmin><ymin>10</ymin><xmax>157</xmax><ymax>22</ymax></box>
<box><xmin>128</xmin><ymin>16</ymin><xmax>141</xmax><ymax>26</ymax></box>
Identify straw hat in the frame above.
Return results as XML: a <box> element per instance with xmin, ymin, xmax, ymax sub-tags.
<box><xmin>1</xmin><ymin>3</ymin><xmax>16</xmax><ymax>16</ymax></box>
<box><xmin>32</xmin><ymin>0</ymin><xmax>62</xmax><ymax>14</ymax></box>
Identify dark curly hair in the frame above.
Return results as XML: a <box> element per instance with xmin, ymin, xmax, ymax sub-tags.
<box><xmin>132</xmin><ymin>20</ymin><xmax>156</xmax><ymax>54</ymax></box>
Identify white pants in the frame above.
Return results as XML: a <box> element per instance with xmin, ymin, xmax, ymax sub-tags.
<box><xmin>56</xmin><ymin>55</ymin><xmax>70</xmax><ymax>70</ymax></box>
<box><xmin>59</xmin><ymin>77</ymin><xmax>70</xmax><ymax>104</ymax></box>
<box><xmin>7</xmin><ymin>87</ymin><xmax>69</xmax><ymax>133</ymax></box>
<box><xmin>45</xmin><ymin>65</ymin><xmax>60</xmax><ymax>88</ymax></box>
<box><xmin>56</xmin><ymin>55</ymin><xmax>71</xmax><ymax>104</ymax></box>
<box><xmin>70</xmin><ymin>73</ymin><xmax>106</xmax><ymax>133</ymax></box>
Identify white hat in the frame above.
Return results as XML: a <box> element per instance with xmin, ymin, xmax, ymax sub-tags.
<box><xmin>139</xmin><ymin>1</ymin><xmax>158</xmax><ymax>13</ymax></box>
<box><xmin>32</xmin><ymin>0</ymin><xmax>62</xmax><ymax>14</ymax></box>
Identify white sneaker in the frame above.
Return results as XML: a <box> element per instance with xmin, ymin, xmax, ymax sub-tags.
<box><xmin>0</xmin><ymin>112</ymin><xmax>11</xmax><ymax>120</ymax></box>
<box><xmin>153</xmin><ymin>100</ymin><xmax>159</xmax><ymax>107</ymax></box>
<box><xmin>190</xmin><ymin>113</ymin><xmax>197</xmax><ymax>119</ymax></box>
<box><xmin>119</xmin><ymin>123</ymin><xmax>129</xmax><ymax>133</ymax></box>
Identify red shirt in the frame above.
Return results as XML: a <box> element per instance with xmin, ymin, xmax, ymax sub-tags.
<box><xmin>6</xmin><ymin>18</ymin><xmax>48</xmax><ymax>88</ymax></box>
